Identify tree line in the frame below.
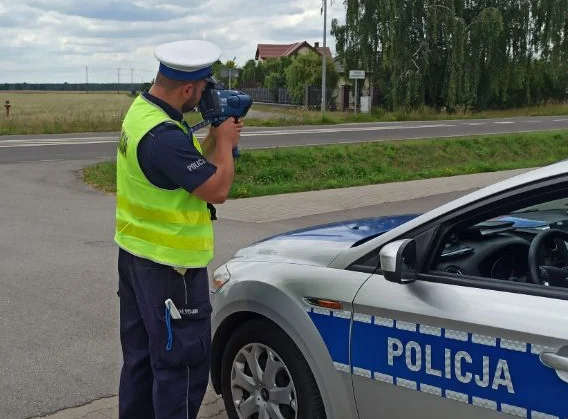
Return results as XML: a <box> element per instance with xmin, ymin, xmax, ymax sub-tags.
<box><xmin>214</xmin><ymin>52</ymin><xmax>340</xmax><ymax>104</ymax></box>
<box><xmin>0</xmin><ymin>83</ymin><xmax>140</xmax><ymax>92</ymax></box>
<box><xmin>331</xmin><ymin>0</ymin><xmax>568</xmax><ymax>111</ymax></box>
<box><xmin>1</xmin><ymin>51</ymin><xmax>341</xmax><ymax>106</ymax></box>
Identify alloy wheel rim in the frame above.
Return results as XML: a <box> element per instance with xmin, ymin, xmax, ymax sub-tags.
<box><xmin>230</xmin><ymin>343</ymin><xmax>298</xmax><ymax>419</ymax></box>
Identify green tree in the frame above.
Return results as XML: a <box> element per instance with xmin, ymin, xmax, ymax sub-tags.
<box><xmin>259</xmin><ymin>56</ymin><xmax>293</xmax><ymax>100</ymax></box>
<box><xmin>240</xmin><ymin>59</ymin><xmax>265</xmax><ymax>87</ymax></box>
<box><xmin>284</xmin><ymin>51</ymin><xmax>339</xmax><ymax>103</ymax></box>
<box><xmin>332</xmin><ymin>0</ymin><xmax>568</xmax><ymax>111</ymax></box>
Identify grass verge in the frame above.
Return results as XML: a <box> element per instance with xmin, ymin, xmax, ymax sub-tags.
<box><xmin>82</xmin><ymin>130</ymin><xmax>568</xmax><ymax>199</ymax></box>
<box><xmin>244</xmin><ymin>102</ymin><xmax>568</xmax><ymax>127</ymax></box>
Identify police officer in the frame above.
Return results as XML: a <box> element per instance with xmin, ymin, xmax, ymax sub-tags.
<box><xmin>114</xmin><ymin>40</ymin><xmax>243</xmax><ymax>419</ymax></box>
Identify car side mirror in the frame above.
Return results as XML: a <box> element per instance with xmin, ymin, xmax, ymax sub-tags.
<box><xmin>379</xmin><ymin>239</ymin><xmax>417</xmax><ymax>284</ymax></box>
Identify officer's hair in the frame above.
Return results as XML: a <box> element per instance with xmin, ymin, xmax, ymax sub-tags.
<box><xmin>154</xmin><ymin>72</ymin><xmax>199</xmax><ymax>91</ymax></box>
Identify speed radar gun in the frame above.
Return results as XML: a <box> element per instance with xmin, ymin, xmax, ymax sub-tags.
<box><xmin>191</xmin><ymin>77</ymin><xmax>253</xmax><ymax>158</ymax></box>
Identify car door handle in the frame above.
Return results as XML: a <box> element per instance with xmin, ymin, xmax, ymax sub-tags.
<box><xmin>540</xmin><ymin>352</ymin><xmax>568</xmax><ymax>372</ymax></box>
<box><xmin>540</xmin><ymin>346</ymin><xmax>568</xmax><ymax>384</ymax></box>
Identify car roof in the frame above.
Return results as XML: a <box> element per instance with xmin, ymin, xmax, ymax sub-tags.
<box><xmin>330</xmin><ymin>159</ymin><xmax>568</xmax><ymax>268</ymax></box>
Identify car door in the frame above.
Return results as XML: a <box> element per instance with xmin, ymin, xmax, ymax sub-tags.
<box><xmin>350</xmin><ymin>179</ymin><xmax>568</xmax><ymax>419</ymax></box>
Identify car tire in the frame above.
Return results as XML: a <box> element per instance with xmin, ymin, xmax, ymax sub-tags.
<box><xmin>221</xmin><ymin>318</ymin><xmax>326</xmax><ymax>419</ymax></box>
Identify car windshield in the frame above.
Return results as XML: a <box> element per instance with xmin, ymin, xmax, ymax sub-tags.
<box><xmin>511</xmin><ymin>197</ymin><xmax>568</xmax><ymax>214</ymax></box>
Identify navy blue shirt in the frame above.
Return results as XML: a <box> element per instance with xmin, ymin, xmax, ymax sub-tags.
<box><xmin>137</xmin><ymin>92</ymin><xmax>216</xmax><ymax>192</ymax></box>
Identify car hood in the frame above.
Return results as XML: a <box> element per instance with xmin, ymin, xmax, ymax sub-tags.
<box><xmin>230</xmin><ymin>213</ymin><xmax>551</xmax><ymax>268</ymax></box>
<box><xmin>232</xmin><ymin>214</ymin><xmax>418</xmax><ymax>266</ymax></box>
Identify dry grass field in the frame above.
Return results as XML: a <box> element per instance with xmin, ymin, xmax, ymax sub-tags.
<box><xmin>0</xmin><ymin>91</ymin><xmax>137</xmax><ymax>135</ymax></box>
<box><xmin>1</xmin><ymin>90</ymin><xmax>566</xmax><ymax>135</ymax></box>
<box><xmin>0</xmin><ymin>91</ymin><xmax>277</xmax><ymax>135</ymax></box>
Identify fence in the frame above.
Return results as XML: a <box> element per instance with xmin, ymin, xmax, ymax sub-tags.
<box><xmin>304</xmin><ymin>86</ymin><xmax>337</xmax><ymax>110</ymax></box>
<box><xmin>240</xmin><ymin>86</ymin><xmax>338</xmax><ymax>109</ymax></box>
<box><xmin>239</xmin><ymin>87</ymin><xmax>304</xmax><ymax>106</ymax></box>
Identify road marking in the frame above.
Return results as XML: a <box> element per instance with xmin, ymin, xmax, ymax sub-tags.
<box><xmin>494</xmin><ymin>121</ymin><xmax>515</xmax><ymax>124</ymax></box>
<box><xmin>259</xmin><ymin>128</ymin><xmax>568</xmax><ymax>150</ymax></box>
<box><xmin>0</xmin><ymin>137</ymin><xmax>118</xmax><ymax>143</ymax></box>
<box><xmin>0</xmin><ymin>140</ymin><xmax>118</xmax><ymax>148</ymax></box>
<box><xmin>18</xmin><ymin>159</ymin><xmax>66</xmax><ymax>163</ymax></box>
<box><xmin>0</xmin><ymin>123</ymin><xmax>458</xmax><ymax>148</ymax></box>
<box><xmin>554</xmin><ymin>119</ymin><xmax>568</xmax><ymax>122</ymax></box>
<box><xmin>2</xmin><ymin>122</ymin><xmax>567</xmax><ymax>150</ymax></box>
<box><xmin>241</xmin><ymin>124</ymin><xmax>455</xmax><ymax>137</ymax></box>
<box><xmin>467</xmin><ymin>123</ymin><xmax>486</xmax><ymax>126</ymax></box>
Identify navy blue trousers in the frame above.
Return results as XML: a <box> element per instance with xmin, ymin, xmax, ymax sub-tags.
<box><xmin>117</xmin><ymin>248</ymin><xmax>212</xmax><ymax>419</ymax></box>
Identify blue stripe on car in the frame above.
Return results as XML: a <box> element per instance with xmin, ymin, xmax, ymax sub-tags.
<box><xmin>307</xmin><ymin>308</ymin><xmax>566</xmax><ymax>418</ymax></box>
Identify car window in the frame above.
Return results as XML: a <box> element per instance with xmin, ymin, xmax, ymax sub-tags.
<box><xmin>428</xmin><ymin>190</ymin><xmax>568</xmax><ymax>292</ymax></box>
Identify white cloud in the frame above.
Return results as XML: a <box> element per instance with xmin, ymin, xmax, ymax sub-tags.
<box><xmin>0</xmin><ymin>0</ymin><xmax>345</xmax><ymax>83</ymax></box>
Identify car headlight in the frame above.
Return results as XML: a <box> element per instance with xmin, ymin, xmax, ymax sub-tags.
<box><xmin>210</xmin><ymin>264</ymin><xmax>231</xmax><ymax>292</ymax></box>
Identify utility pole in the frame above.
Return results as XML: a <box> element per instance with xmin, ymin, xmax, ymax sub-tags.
<box><xmin>116</xmin><ymin>68</ymin><xmax>121</xmax><ymax>93</ymax></box>
<box><xmin>85</xmin><ymin>66</ymin><xmax>89</xmax><ymax>94</ymax></box>
<box><xmin>130</xmin><ymin>68</ymin><xmax>134</xmax><ymax>92</ymax></box>
<box><xmin>321</xmin><ymin>0</ymin><xmax>327</xmax><ymax>116</ymax></box>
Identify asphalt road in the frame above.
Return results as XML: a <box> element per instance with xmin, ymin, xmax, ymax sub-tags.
<box><xmin>1</xmin><ymin>115</ymin><xmax>567</xmax><ymax>164</ymax></box>
<box><xmin>0</xmin><ymin>157</ymin><xmax>484</xmax><ymax>419</ymax></box>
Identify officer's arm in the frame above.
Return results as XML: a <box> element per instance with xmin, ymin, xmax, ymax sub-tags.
<box><xmin>191</xmin><ymin>138</ymin><xmax>234</xmax><ymax>204</ymax></box>
<box><xmin>191</xmin><ymin>118</ymin><xmax>241</xmax><ymax>203</ymax></box>
<box><xmin>191</xmin><ymin>116</ymin><xmax>243</xmax><ymax>204</ymax></box>
<box><xmin>200</xmin><ymin>132</ymin><xmax>216</xmax><ymax>158</ymax></box>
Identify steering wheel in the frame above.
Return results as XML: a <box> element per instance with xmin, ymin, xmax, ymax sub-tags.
<box><xmin>528</xmin><ymin>229</ymin><xmax>568</xmax><ymax>286</ymax></box>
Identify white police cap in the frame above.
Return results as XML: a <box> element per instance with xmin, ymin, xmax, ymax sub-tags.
<box><xmin>154</xmin><ymin>40</ymin><xmax>222</xmax><ymax>81</ymax></box>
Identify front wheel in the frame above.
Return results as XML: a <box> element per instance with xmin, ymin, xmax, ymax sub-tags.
<box><xmin>220</xmin><ymin>318</ymin><xmax>326</xmax><ymax>419</ymax></box>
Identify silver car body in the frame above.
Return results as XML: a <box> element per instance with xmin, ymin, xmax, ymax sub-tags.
<box><xmin>209</xmin><ymin>160</ymin><xmax>568</xmax><ymax>419</ymax></box>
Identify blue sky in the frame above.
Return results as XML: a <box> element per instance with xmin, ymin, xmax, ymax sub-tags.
<box><xmin>0</xmin><ymin>0</ymin><xmax>345</xmax><ymax>83</ymax></box>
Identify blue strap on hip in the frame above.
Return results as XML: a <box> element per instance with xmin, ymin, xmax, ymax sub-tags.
<box><xmin>165</xmin><ymin>305</ymin><xmax>173</xmax><ymax>351</ymax></box>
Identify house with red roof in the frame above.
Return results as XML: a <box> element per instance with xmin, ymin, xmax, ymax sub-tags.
<box><xmin>253</xmin><ymin>41</ymin><xmax>373</xmax><ymax>111</ymax></box>
<box><xmin>255</xmin><ymin>41</ymin><xmax>333</xmax><ymax>61</ymax></box>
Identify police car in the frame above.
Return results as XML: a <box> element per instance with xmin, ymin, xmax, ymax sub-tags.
<box><xmin>209</xmin><ymin>160</ymin><xmax>568</xmax><ymax>419</ymax></box>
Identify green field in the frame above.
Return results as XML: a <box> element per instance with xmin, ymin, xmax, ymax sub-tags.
<box><xmin>1</xmin><ymin>91</ymin><xmax>567</xmax><ymax>135</ymax></box>
<box><xmin>82</xmin><ymin>130</ymin><xmax>568</xmax><ymax>198</ymax></box>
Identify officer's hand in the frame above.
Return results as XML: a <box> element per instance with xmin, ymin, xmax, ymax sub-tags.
<box><xmin>212</xmin><ymin>118</ymin><xmax>243</xmax><ymax>148</ymax></box>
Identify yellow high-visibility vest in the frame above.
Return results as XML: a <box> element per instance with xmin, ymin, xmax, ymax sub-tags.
<box><xmin>114</xmin><ymin>94</ymin><xmax>213</xmax><ymax>268</ymax></box>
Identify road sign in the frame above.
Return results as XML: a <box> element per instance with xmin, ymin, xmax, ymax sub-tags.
<box><xmin>220</xmin><ymin>67</ymin><xmax>239</xmax><ymax>89</ymax></box>
<box><xmin>349</xmin><ymin>70</ymin><xmax>365</xmax><ymax>79</ymax></box>
<box><xmin>220</xmin><ymin>68</ymin><xmax>239</xmax><ymax>78</ymax></box>
<box><xmin>349</xmin><ymin>70</ymin><xmax>365</xmax><ymax>115</ymax></box>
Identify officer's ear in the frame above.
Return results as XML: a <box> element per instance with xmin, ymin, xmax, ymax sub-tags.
<box><xmin>183</xmin><ymin>81</ymin><xmax>203</xmax><ymax>99</ymax></box>
<box><xmin>181</xmin><ymin>82</ymin><xmax>194</xmax><ymax>98</ymax></box>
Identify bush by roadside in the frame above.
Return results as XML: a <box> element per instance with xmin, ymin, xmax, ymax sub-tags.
<box><xmin>82</xmin><ymin>130</ymin><xmax>568</xmax><ymax>198</ymax></box>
